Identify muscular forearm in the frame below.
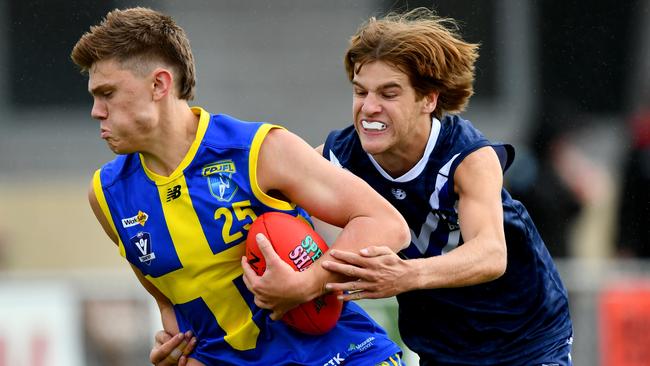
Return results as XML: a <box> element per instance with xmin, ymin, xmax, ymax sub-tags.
<box><xmin>412</xmin><ymin>238</ymin><xmax>506</xmax><ymax>290</ymax></box>
<box><xmin>159</xmin><ymin>301</ymin><xmax>180</xmax><ymax>334</ymax></box>
<box><xmin>305</xmin><ymin>214</ymin><xmax>409</xmax><ymax>300</ymax></box>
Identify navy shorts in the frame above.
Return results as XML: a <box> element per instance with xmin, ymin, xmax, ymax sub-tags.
<box><xmin>531</xmin><ymin>336</ymin><xmax>573</xmax><ymax>366</ymax></box>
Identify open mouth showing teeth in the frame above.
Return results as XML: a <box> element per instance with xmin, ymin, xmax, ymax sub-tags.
<box><xmin>361</xmin><ymin>120</ymin><xmax>387</xmax><ymax>131</ymax></box>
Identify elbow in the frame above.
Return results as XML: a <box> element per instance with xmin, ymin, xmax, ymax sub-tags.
<box><xmin>391</xmin><ymin>213</ymin><xmax>411</xmax><ymax>251</ymax></box>
<box><xmin>486</xmin><ymin>239</ymin><xmax>507</xmax><ymax>281</ymax></box>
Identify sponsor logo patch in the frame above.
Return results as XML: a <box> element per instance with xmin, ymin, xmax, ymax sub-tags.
<box><xmin>391</xmin><ymin>188</ymin><xmax>406</xmax><ymax>200</ymax></box>
<box><xmin>121</xmin><ymin>211</ymin><xmax>149</xmax><ymax>228</ymax></box>
<box><xmin>130</xmin><ymin>231</ymin><xmax>155</xmax><ymax>265</ymax></box>
<box><xmin>203</xmin><ymin>160</ymin><xmax>238</xmax><ymax>202</ymax></box>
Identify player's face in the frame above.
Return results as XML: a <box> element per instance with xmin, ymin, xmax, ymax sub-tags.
<box><xmin>88</xmin><ymin>59</ymin><xmax>157</xmax><ymax>154</ymax></box>
<box><xmin>352</xmin><ymin>61</ymin><xmax>436</xmax><ymax>169</ymax></box>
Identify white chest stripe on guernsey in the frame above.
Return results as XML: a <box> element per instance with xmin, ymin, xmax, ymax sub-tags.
<box><xmin>410</xmin><ymin>153</ymin><xmax>461</xmax><ymax>255</ymax></box>
<box><xmin>328</xmin><ymin>150</ymin><xmax>343</xmax><ymax>168</ymax></box>
<box><xmin>367</xmin><ymin>118</ymin><xmax>441</xmax><ymax>183</ymax></box>
<box><xmin>328</xmin><ymin>140</ymin><xmax>461</xmax><ymax>256</ymax></box>
<box><xmin>428</xmin><ymin>154</ymin><xmax>459</xmax><ymax>209</ymax></box>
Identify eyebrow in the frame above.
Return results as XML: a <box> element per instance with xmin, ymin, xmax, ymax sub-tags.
<box><xmin>352</xmin><ymin>80</ymin><xmax>403</xmax><ymax>91</ymax></box>
<box><xmin>89</xmin><ymin>83</ymin><xmax>113</xmax><ymax>96</ymax></box>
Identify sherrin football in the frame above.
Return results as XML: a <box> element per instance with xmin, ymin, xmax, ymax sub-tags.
<box><xmin>245</xmin><ymin>212</ymin><xmax>343</xmax><ymax>335</ymax></box>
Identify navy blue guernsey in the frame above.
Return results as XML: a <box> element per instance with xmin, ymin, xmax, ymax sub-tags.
<box><xmin>323</xmin><ymin>115</ymin><xmax>573</xmax><ymax>365</ymax></box>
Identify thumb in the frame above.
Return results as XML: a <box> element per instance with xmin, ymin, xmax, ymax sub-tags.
<box><xmin>360</xmin><ymin>245</ymin><xmax>394</xmax><ymax>257</ymax></box>
<box><xmin>256</xmin><ymin>233</ymin><xmax>280</xmax><ymax>265</ymax></box>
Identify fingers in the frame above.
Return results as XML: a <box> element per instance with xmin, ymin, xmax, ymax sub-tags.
<box><xmin>255</xmin><ymin>233</ymin><xmax>281</xmax><ymax>264</ymax></box>
<box><xmin>150</xmin><ymin>333</ymin><xmax>184</xmax><ymax>362</ymax></box>
<box><xmin>241</xmin><ymin>256</ymin><xmax>258</xmax><ymax>290</ymax></box>
<box><xmin>327</xmin><ymin>249</ymin><xmax>364</xmax><ymax>265</ymax></box>
<box><xmin>325</xmin><ymin>246</ymin><xmax>392</xmax><ymax>269</ymax></box>
<box><xmin>359</xmin><ymin>245</ymin><xmax>394</xmax><ymax>257</ymax></box>
<box><xmin>325</xmin><ymin>278</ymin><xmax>368</xmax><ymax>293</ymax></box>
<box><xmin>321</xmin><ymin>260</ymin><xmax>364</xmax><ymax>279</ymax></box>
<box><xmin>270</xmin><ymin>309</ymin><xmax>285</xmax><ymax>321</ymax></box>
<box><xmin>150</xmin><ymin>332</ymin><xmax>191</xmax><ymax>365</ymax></box>
<box><xmin>176</xmin><ymin>333</ymin><xmax>197</xmax><ymax>366</ymax></box>
<box><xmin>154</xmin><ymin>330</ymin><xmax>174</xmax><ymax>347</ymax></box>
<box><xmin>180</xmin><ymin>331</ymin><xmax>197</xmax><ymax>356</ymax></box>
<box><xmin>165</xmin><ymin>348</ymin><xmax>184</xmax><ymax>364</ymax></box>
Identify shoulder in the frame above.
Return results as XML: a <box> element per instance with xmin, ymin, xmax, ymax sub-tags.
<box><xmin>322</xmin><ymin>125</ymin><xmax>359</xmax><ymax>164</ymax></box>
<box><xmin>325</xmin><ymin>125</ymin><xmax>357</xmax><ymax>146</ymax></box>
<box><xmin>204</xmin><ymin>113</ymin><xmax>269</xmax><ymax>147</ymax></box>
<box><xmin>440</xmin><ymin>115</ymin><xmax>515</xmax><ymax>173</ymax></box>
<box><xmin>440</xmin><ymin>115</ymin><xmax>486</xmax><ymax>144</ymax></box>
<box><xmin>97</xmin><ymin>154</ymin><xmax>139</xmax><ymax>188</ymax></box>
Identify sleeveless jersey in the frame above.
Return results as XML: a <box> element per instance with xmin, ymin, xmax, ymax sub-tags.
<box><xmin>323</xmin><ymin>115</ymin><xmax>573</xmax><ymax>365</ymax></box>
<box><xmin>93</xmin><ymin>107</ymin><xmax>401</xmax><ymax>365</ymax></box>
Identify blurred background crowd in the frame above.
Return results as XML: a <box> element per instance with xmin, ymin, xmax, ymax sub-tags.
<box><xmin>0</xmin><ymin>0</ymin><xmax>649</xmax><ymax>365</ymax></box>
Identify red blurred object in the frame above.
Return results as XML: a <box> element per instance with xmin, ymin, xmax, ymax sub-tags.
<box><xmin>598</xmin><ymin>280</ymin><xmax>650</xmax><ymax>365</ymax></box>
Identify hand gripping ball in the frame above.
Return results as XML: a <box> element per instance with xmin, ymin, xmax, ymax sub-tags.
<box><xmin>245</xmin><ymin>212</ymin><xmax>343</xmax><ymax>335</ymax></box>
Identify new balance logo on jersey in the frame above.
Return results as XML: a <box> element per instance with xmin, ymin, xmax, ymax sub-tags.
<box><xmin>166</xmin><ymin>185</ymin><xmax>181</xmax><ymax>201</ymax></box>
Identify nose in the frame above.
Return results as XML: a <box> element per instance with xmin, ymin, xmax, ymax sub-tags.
<box><xmin>91</xmin><ymin>98</ymin><xmax>107</xmax><ymax>120</ymax></box>
<box><xmin>361</xmin><ymin>92</ymin><xmax>382</xmax><ymax>115</ymax></box>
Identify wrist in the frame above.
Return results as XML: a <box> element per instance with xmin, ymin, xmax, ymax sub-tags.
<box><xmin>303</xmin><ymin>264</ymin><xmax>327</xmax><ymax>301</ymax></box>
<box><xmin>409</xmin><ymin>258</ymin><xmax>425</xmax><ymax>292</ymax></box>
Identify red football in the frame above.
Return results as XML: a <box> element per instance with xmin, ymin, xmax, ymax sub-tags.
<box><xmin>245</xmin><ymin>212</ymin><xmax>343</xmax><ymax>335</ymax></box>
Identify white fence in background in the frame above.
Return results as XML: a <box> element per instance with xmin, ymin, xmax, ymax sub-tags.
<box><xmin>1</xmin><ymin>259</ymin><xmax>649</xmax><ymax>366</ymax></box>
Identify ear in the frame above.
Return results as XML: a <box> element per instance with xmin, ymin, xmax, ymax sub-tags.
<box><xmin>151</xmin><ymin>68</ymin><xmax>174</xmax><ymax>101</ymax></box>
<box><xmin>422</xmin><ymin>91</ymin><xmax>439</xmax><ymax>114</ymax></box>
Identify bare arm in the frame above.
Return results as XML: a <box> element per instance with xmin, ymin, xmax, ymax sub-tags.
<box><xmin>242</xmin><ymin>129</ymin><xmax>409</xmax><ymax>316</ymax></box>
<box><xmin>88</xmin><ymin>181</ymin><xmax>195</xmax><ymax>365</ymax></box>
<box><xmin>410</xmin><ymin>146</ymin><xmax>507</xmax><ymax>288</ymax></box>
<box><xmin>324</xmin><ymin>146</ymin><xmax>507</xmax><ymax>299</ymax></box>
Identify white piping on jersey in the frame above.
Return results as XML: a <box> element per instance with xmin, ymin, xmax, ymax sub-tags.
<box><xmin>328</xmin><ymin>150</ymin><xmax>343</xmax><ymax>168</ymax></box>
<box><xmin>367</xmin><ymin>118</ymin><xmax>442</xmax><ymax>182</ymax></box>
<box><xmin>410</xmin><ymin>211</ymin><xmax>440</xmax><ymax>254</ymax></box>
<box><xmin>410</xmin><ymin>153</ymin><xmax>461</xmax><ymax>255</ymax></box>
<box><xmin>442</xmin><ymin>230</ymin><xmax>461</xmax><ymax>254</ymax></box>
<box><xmin>428</xmin><ymin>153</ymin><xmax>459</xmax><ymax>209</ymax></box>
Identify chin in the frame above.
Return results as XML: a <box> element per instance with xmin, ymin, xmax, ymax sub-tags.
<box><xmin>107</xmin><ymin>143</ymin><xmax>130</xmax><ymax>155</ymax></box>
<box><xmin>359</xmin><ymin>139</ymin><xmax>388</xmax><ymax>155</ymax></box>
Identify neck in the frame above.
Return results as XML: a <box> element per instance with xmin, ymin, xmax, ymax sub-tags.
<box><xmin>373</xmin><ymin>149</ymin><xmax>423</xmax><ymax>178</ymax></box>
<box><xmin>141</xmin><ymin>100</ymin><xmax>199</xmax><ymax>177</ymax></box>
<box><xmin>373</xmin><ymin>118</ymin><xmax>432</xmax><ymax>178</ymax></box>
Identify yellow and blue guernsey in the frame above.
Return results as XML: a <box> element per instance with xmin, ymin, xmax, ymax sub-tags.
<box><xmin>92</xmin><ymin>107</ymin><xmax>402</xmax><ymax>365</ymax></box>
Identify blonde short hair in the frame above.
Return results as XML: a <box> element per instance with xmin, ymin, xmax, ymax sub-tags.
<box><xmin>71</xmin><ymin>7</ymin><xmax>196</xmax><ymax>100</ymax></box>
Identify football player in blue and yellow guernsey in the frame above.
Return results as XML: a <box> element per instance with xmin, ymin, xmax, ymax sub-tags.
<box><xmin>71</xmin><ymin>7</ymin><xmax>410</xmax><ymax>366</ymax></box>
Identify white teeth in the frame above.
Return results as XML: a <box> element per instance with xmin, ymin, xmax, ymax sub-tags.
<box><xmin>361</xmin><ymin>120</ymin><xmax>387</xmax><ymax>131</ymax></box>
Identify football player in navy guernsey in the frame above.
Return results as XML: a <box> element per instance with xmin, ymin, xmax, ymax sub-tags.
<box><xmin>253</xmin><ymin>8</ymin><xmax>574</xmax><ymax>366</ymax></box>
<box><xmin>72</xmin><ymin>7</ymin><xmax>411</xmax><ymax>366</ymax></box>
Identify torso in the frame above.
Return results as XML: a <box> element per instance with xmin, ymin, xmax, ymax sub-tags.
<box><xmin>94</xmin><ymin>107</ymin><xmax>402</xmax><ymax>365</ymax></box>
<box><xmin>324</xmin><ymin>115</ymin><xmax>573</xmax><ymax>365</ymax></box>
